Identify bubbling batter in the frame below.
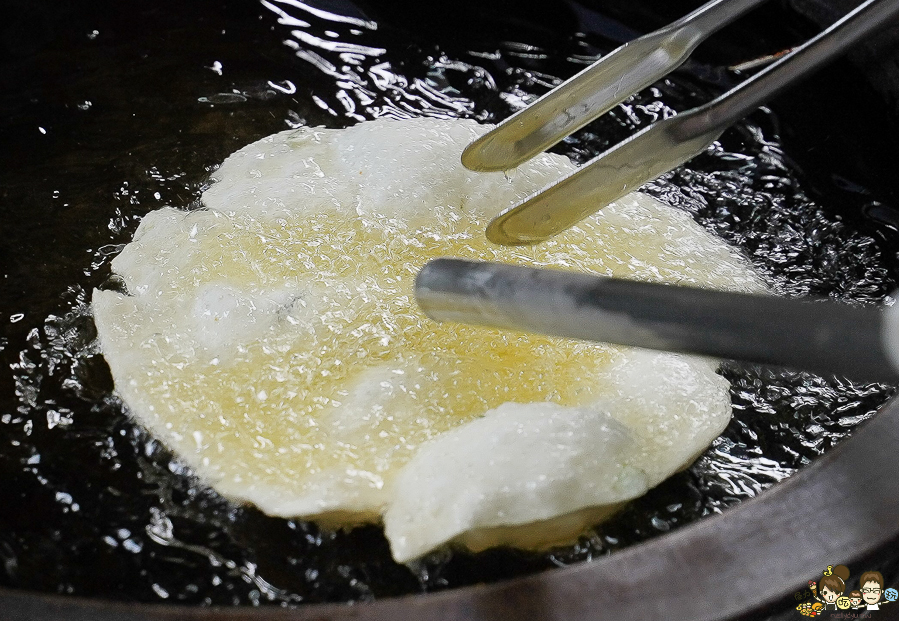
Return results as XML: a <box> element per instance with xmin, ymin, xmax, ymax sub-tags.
<box><xmin>92</xmin><ymin>118</ymin><xmax>765</xmax><ymax>562</ymax></box>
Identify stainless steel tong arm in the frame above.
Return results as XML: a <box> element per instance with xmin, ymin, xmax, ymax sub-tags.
<box><xmin>462</xmin><ymin>0</ymin><xmax>772</xmax><ymax>173</ymax></box>
<box><xmin>478</xmin><ymin>0</ymin><xmax>899</xmax><ymax>246</ymax></box>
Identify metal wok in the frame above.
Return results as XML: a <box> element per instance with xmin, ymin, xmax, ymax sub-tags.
<box><xmin>1</xmin><ymin>0</ymin><xmax>898</xmax><ymax>619</ymax></box>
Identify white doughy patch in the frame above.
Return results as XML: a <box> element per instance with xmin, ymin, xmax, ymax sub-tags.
<box><xmin>385</xmin><ymin>350</ymin><xmax>732</xmax><ymax>560</ymax></box>
<box><xmin>93</xmin><ymin>117</ymin><xmax>765</xmax><ymax>563</ymax></box>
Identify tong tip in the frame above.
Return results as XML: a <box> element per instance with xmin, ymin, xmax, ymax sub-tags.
<box><xmin>461</xmin><ymin>135</ymin><xmax>518</xmax><ymax>173</ymax></box>
<box><xmin>486</xmin><ymin>210</ymin><xmax>550</xmax><ymax>246</ymax></box>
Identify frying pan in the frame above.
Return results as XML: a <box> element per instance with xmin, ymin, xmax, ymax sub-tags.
<box><xmin>1</xmin><ymin>0</ymin><xmax>899</xmax><ymax>619</ymax></box>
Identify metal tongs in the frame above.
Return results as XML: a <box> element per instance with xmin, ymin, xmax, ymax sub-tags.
<box><xmin>415</xmin><ymin>0</ymin><xmax>899</xmax><ymax>382</ymax></box>
<box><xmin>463</xmin><ymin>0</ymin><xmax>899</xmax><ymax>246</ymax></box>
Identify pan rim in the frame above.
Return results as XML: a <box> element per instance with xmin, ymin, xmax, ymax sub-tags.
<box><xmin>1</xmin><ymin>388</ymin><xmax>897</xmax><ymax>620</ymax></box>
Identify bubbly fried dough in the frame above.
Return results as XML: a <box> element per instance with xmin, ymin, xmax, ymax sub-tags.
<box><xmin>93</xmin><ymin>118</ymin><xmax>764</xmax><ymax>562</ymax></box>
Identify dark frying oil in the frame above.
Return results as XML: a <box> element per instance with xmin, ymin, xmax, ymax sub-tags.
<box><xmin>1</xmin><ymin>0</ymin><xmax>898</xmax><ymax>607</ymax></box>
